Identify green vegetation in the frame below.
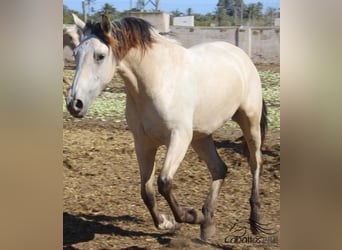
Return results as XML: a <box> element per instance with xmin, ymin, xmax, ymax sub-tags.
<box><xmin>86</xmin><ymin>92</ymin><xmax>126</xmax><ymax>121</ymax></box>
<box><xmin>226</xmin><ymin>70</ymin><xmax>280</xmax><ymax>129</ymax></box>
<box><xmin>260</xmin><ymin>70</ymin><xmax>280</xmax><ymax>129</ymax></box>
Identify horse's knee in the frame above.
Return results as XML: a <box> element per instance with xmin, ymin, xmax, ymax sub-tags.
<box><xmin>157</xmin><ymin>176</ymin><xmax>172</xmax><ymax>197</ymax></box>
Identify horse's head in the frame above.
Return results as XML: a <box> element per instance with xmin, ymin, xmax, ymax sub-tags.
<box><xmin>66</xmin><ymin>15</ymin><xmax>118</xmax><ymax>118</ymax></box>
<box><xmin>63</xmin><ymin>14</ymin><xmax>85</xmax><ymax>51</ymax></box>
<box><xmin>63</xmin><ymin>26</ymin><xmax>81</xmax><ymax>51</ymax></box>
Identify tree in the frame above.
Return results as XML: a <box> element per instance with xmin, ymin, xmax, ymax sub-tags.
<box><xmin>194</xmin><ymin>12</ymin><xmax>216</xmax><ymax>26</ymax></box>
<box><xmin>216</xmin><ymin>0</ymin><xmax>246</xmax><ymax>26</ymax></box>
<box><xmin>63</xmin><ymin>4</ymin><xmax>81</xmax><ymax>24</ymax></box>
<box><xmin>216</xmin><ymin>0</ymin><xmax>228</xmax><ymax>26</ymax></box>
<box><xmin>63</xmin><ymin>4</ymin><xmax>70</xmax><ymax>16</ymax></box>
<box><xmin>246</xmin><ymin>2</ymin><xmax>263</xmax><ymax>26</ymax></box>
<box><xmin>86</xmin><ymin>0</ymin><xmax>96</xmax><ymax>16</ymax></box>
<box><xmin>93</xmin><ymin>3</ymin><xmax>119</xmax><ymax>20</ymax></box>
<box><xmin>102</xmin><ymin>3</ymin><xmax>117</xmax><ymax>15</ymax></box>
<box><xmin>170</xmin><ymin>9</ymin><xmax>184</xmax><ymax>17</ymax></box>
<box><xmin>264</xmin><ymin>7</ymin><xmax>279</xmax><ymax>26</ymax></box>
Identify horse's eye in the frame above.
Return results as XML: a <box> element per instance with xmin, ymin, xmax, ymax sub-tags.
<box><xmin>95</xmin><ymin>54</ymin><xmax>105</xmax><ymax>61</ymax></box>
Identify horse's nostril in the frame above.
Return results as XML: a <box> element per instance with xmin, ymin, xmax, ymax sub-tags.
<box><xmin>67</xmin><ymin>98</ymin><xmax>84</xmax><ymax>118</ymax></box>
<box><xmin>74</xmin><ymin>99</ymin><xmax>83</xmax><ymax>110</ymax></box>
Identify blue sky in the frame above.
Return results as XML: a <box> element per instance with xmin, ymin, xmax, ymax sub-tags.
<box><xmin>63</xmin><ymin>0</ymin><xmax>280</xmax><ymax>15</ymax></box>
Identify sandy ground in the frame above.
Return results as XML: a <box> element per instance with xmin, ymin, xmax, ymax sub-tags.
<box><xmin>63</xmin><ymin>65</ymin><xmax>280</xmax><ymax>250</ymax></box>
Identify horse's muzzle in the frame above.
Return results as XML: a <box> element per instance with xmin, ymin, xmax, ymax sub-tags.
<box><xmin>66</xmin><ymin>97</ymin><xmax>85</xmax><ymax>118</ymax></box>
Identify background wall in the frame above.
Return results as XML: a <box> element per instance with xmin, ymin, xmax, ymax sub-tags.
<box><xmin>129</xmin><ymin>12</ymin><xmax>280</xmax><ymax>64</ymax></box>
<box><xmin>170</xmin><ymin>26</ymin><xmax>280</xmax><ymax>64</ymax></box>
<box><xmin>64</xmin><ymin>12</ymin><xmax>280</xmax><ymax>65</ymax></box>
<box><xmin>130</xmin><ymin>12</ymin><xmax>170</xmax><ymax>32</ymax></box>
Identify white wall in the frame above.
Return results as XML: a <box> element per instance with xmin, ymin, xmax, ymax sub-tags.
<box><xmin>173</xmin><ymin>16</ymin><xmax>194</xmax><ymax>27</ymax></box>
<box><xmin>129</xmin><ymin>12</ymin><xmax>170</xmax><ymax>32</ymax></box>
<box><xmin>170</xmin><ymin>26</ymin><xmax>280</xmax><ymax>64</ymax></box>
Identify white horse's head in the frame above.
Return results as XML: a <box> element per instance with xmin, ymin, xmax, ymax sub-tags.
<box><xmin>63</xmin><ymin>14</ymin><xmax>85</xmax><ymax>50</ymax></box>
<box><xmin>66</xmin><ymin>15</ymin><xmax>154</xmax><ymax>118</ymax></box>
<box><xmin>66</xmin><ymin>15</ymin><xmax>119</xmax><ymax>118</ymax></box>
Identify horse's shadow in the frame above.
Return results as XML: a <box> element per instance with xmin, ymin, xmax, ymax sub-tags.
<box><xmin>214</xmin><ymin>138</ymin><xmax>278</xmax><ymax>158</ymax></box>
<box><xmin>64</xmin><ymin>212</ymin><xmax>233</xmax><ymax>249</ymax></box>
<box><xmin>63</xmin><ymin>212</ymin><xmax>173</xmax><ymax>249</ymax></box>
<box><xmin>214</xmin><ymin>139</ymin><xmax>243</xmax><ymax>154</ymax></box>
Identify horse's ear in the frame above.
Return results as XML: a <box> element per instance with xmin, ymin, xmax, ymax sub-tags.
<box><xmin>101</xmin><ymin>14</ymin><xmax>112</xmax><ymax>34</ymax></box>
<box><xmin>71</xmin><ymin>13</ymin><xmax>85</xmax><ymax>31</ymax></box>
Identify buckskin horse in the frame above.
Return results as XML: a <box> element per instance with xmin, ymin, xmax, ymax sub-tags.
<box><xmin>66</xmin><ymin>15</ymin><xmax>267</xmax><ymax>241</ymax></box>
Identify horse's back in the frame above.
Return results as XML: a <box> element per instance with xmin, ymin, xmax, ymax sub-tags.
<box><xmin>189</xmin><ymin>41</ymin><xmax>257</xmax><ymax>75</ymax></box>
<box><xmin>187</xmin><ymin>41</ymin><xmax>262</xmax><ymax>135</ymax></box>
<box><xmin>189</xmin><ymin>40</ymin><xmax>261</xmax><ymax>95</ymax></box>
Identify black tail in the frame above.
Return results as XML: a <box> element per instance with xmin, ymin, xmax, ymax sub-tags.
<box><xmin>260</xmin><ymin>99</ymin><xmax>268</xmax><ymax>146</ymax></box>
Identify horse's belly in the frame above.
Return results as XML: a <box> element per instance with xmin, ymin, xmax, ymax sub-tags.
<box><xmin>192</xmin><ymin>79</ymin><xmax>242</xmax><ymax>135</ymax></box>
<box><xmin>193</xmin><ymin>105</ymin><xmax>238</xmax><ymax>136</ymax></box>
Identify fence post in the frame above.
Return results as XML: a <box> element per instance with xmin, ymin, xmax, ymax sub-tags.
<box><xmin>82</xmin><ymin>1</ymin><xmax>87</xmax><ymax>22</ymax></box>
<box><xmin>235</xmin><ymin>27</ymin><xmax>239</xmax><ymax>47</ymax></box>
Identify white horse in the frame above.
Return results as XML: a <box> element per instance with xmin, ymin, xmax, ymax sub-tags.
<box><xmin>66</xmin><ymin>15</ymin><xmax>267</xmax><ymax>241</ymax></box>
<box><xmin>63</xmin><ymin>13</ymin><xmax>85</xmax><ymax>51</ymax></box>
<box><xmin>63</xmin><ymin>13</ymin><xmax>85</xmax><ymax>95</ymax></box>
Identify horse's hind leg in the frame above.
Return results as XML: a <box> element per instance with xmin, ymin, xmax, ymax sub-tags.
<box><xmin>191</xmin><ymin>135</ymin><xmax>227</xmax><ymax>241</ymax></box>
<box><xmin>233</xmin><ymin>107</ymin><xmax>265</xmax><ymax>234</ymax></box>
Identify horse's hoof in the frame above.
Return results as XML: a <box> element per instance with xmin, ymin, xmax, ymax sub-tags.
<box><xmin>158</xmin><ymin>214</ymin><xmax>180</xmax><ymax>231</ymax></box>
<box><xmin>200</xmin><ymin>220</ymin><xmax>216</xmax><ymax>241</ymax></box>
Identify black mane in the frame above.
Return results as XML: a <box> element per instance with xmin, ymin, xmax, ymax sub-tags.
<box><xmin>85</xmin><ymin>17</ymin><xmax>155</xmax><ymax>58</ymax></box>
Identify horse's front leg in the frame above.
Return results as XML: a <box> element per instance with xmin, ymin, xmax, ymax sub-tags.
<box><xmin>134</xmin><ymin>135</ymin><xmax>168</xmax><ymax>229</ymax></box>
<box><xmin>157</xmin><ymin>129</ymin><xmax>205</xmax><ymax>225</ymax></box>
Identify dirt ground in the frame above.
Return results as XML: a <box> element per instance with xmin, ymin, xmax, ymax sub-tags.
<box><xmin>63</xmin><ymin>65</ymin><xmax>280</xmax><ymax>250</ymax></box>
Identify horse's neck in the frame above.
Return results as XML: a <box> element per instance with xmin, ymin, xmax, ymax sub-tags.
<box><xmin>117</xmin><ymin>46</ymin><xmax>166</xmax><ymax>97</ymax></box>
<box><xmin>117</xmin><ymin>58</ymin><xmax>140</xmax><ymax>98</ymax></box>
<box><xmin>118</xmin><ymin>41</ymin><xmax>185</xmax><ymax>94</ymax></box>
